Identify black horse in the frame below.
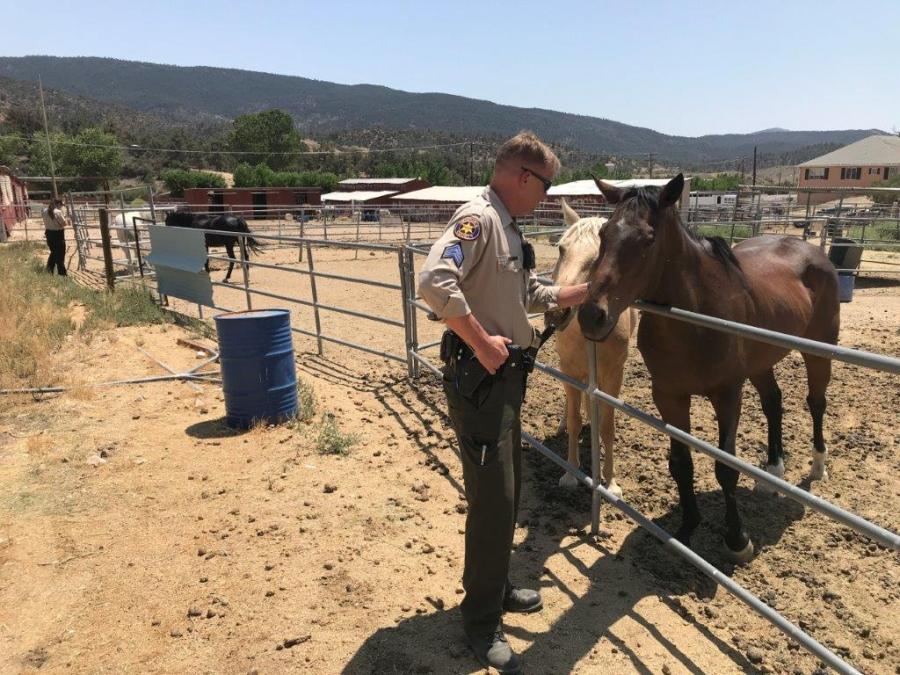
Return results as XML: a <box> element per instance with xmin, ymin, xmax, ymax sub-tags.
<box><xmin>165</xmin><ymin>211</ymin><xmax>262</xmax><ymax>282</ymax></box>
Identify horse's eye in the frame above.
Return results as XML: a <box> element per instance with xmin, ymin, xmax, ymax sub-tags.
<box><xmin>558</xmin><ymin>245</ymin><xmax>567</xmax><ymax>256</ymax></box>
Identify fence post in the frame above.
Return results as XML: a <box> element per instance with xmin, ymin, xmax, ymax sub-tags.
<box><xmin>148</xmin><ymin>185</ymin><xmax>157</xmax><ymax>223</ymax></box>
<box><xmin>98</xmin><ymin>208</ymin><xmax>116</xmax><ymax>291</ymax></box>
<box><xmin>306</xmin><ymin>241</ymin><xmax>323</xmax><ymax>356</ymax></box>
<box><xmin>239</xmin><ymin>236</ymin><xmax>252</xmax><ymax>310</ymax></box>
<box><xmin>299</xmin><ymin>218</ymin><xmax>305</xmax><ymax>262</ymax></box>
<box><xmin>0</xmin><ymin>212</ymin><xmax>6</xmax><ymax>243</ymax></box>
<box><xmin>398</xmin><ymin>247</ymin><xmax>415</xmax><ymax>378</ymax></box>
<box><xmin>586</xmin><ymin>342</ymin><xmax>602</xmax><ymax>534</ymax></box>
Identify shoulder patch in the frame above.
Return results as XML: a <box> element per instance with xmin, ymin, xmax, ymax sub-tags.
<box><xmin>453</xmin><ymin>217</ymin><xmax>481</xmax><ymax>241</ymax></box>
<box><xmin>441</xmin><ymin>243</ymin><xmax>464</xmax><ymax>268</ymax></box>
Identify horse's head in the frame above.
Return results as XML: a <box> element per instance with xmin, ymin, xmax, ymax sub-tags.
<box><xmin>577</xmin><ymin>174</ymin><xmax>684</xmax><ymax>341</ymax></box>
<box><xmin>165</xmin><ymin>210</ymin><xmax>193</xmax><ymax>227</ymax></box>
<box><xmin>544</xmin><ymin>199</ymin><xmax>607</xmax><ymax>332</ymax></box>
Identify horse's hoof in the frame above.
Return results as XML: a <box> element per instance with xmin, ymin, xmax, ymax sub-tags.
<box><xmin>558</xmin><ymin>472</ymin><xmax>579</xmax><ymax>489</ymax></box>
<box><xmin>754</xmin><ymin>459</ymin><xmax>784</xmax><ymax>494</ymax></box>
<box><xmin>809</xmin><ymin>451</ymin><xmax>827</xmax><ymax>481</ymax></box>
<box><xmin>605</xmin><ymin>480</ymin><xmax>623</xmax><ymax>500</ymax></box>
<box><xmin>723</xmin><ymin>538</ymin><xmax>755</xmax><ymax>564</ymax></box>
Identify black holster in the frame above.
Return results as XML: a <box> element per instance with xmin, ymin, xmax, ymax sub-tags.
<box><xmin>440</xmin><ymin>331</ymin><xmax>533</xmax><ymax>407</ymax></box>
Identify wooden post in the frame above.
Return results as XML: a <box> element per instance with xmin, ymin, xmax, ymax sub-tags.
<box><xmin>306</xmin><ymin>241</ymin><xmax>323</xmax><ymax>356</ymax></box>
<box><xmin>98</xmin><ymin>208</ymin><xmax>116</xmax><ymax>291</ymax></box>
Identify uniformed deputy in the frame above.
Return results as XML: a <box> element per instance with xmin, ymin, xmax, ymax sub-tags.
<box><xmin>418</xmin><ymin>131</ymin><xmax>590</xmax><ymax>674</ymax></box>
<box><xmin>42</xmin><ymin>198</ymin><xmax>69</xmax><ymax>276</ymax></box>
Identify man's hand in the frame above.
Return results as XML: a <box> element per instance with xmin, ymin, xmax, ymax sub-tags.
<box><xmin>474</xmin><ymin>335</ymin><xmax>512</xmax><ymax>375</ymax></box>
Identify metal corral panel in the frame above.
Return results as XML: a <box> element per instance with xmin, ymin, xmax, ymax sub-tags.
<box><xmin>145</xmin><ymin>225</ymin><xmax>213</xmax><ymax>306</ymax></box>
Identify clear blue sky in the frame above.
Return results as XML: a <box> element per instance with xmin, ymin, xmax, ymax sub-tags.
<box><xmin>4</xmin><ymin>0</ymin><xmax>898</xmax><ymax>137</ymax></box>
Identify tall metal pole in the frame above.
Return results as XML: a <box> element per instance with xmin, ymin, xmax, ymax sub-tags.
<box><xmin>38</xmin><ymin>77</ymin><xmax>59</xmax><ymax>200</ymax></box>
<box><xmin>469</xmin><ymin>142</ymin><xmax>474</xmax><ymax>185</ymax></box>
<box><xmin>751</xmin><ymin>145</ymin><xmax>758</xmax><ymax>187</ymax></box>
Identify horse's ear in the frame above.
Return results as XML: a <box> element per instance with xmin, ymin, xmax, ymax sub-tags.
<box><xmin>659</xmin><ymin>174</ymin><xmax>685</xmax><ymax>208</ymax></box>
<box><xmin>560</xmin><ymin>198</ymin><xmax>580</xmax><ymax>226</ymax></box>
<box><xmin>591</xmin><ymin>174</ymin><xmax>624</xmax><ymax>205</ymax></box>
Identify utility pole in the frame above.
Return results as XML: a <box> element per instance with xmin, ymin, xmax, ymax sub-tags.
<box><xmin>469</xmin><ymin>142</ymin><xmax>474</xmax><ymax>185</ymax></box>
<box><xmin>38</xmin><ymin>77</ymin><xmax>59</xmax><ymax>199</ymax></box>
<box><xmin>751</xmin><ymin>145</ymin><xmax>758</xmax><ymax>187</ymax></box>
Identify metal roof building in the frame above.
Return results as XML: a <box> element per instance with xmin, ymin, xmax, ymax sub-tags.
<box><xmin>391</xmin><ymin>186</ymin><xmax>485</xmax><ymax>204</ymax></box>
<box><xmin>321</xmin><ymin>190</ymin><xmax>398</xmax><ymax>205</ymax></box>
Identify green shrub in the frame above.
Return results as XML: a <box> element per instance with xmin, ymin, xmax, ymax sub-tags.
<box><xmin>315</xmin><ymin>413</ymin><xmax>357</xmax><ymax>456</ymax></box>
<box><xmin>161</xmin><ymin>169</ymin><xmax>226</xmax><ymax>197</ymax></box>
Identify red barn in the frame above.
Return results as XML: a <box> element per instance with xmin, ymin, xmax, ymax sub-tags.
<box><xmin>184</xmin><ymin>187</ymin><xmax>322</xmax><ymax>218</ymax></box>
<box><xmin>0</xmin><ymin>166</ymin><xmax>29</xmax><ymax>236</ymax></box>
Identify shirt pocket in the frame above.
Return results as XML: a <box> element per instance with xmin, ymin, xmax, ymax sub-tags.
<box><xmin>496</xmin><ymin>255</ymin><xmax>523</xmax><ymax>274</ymax></box>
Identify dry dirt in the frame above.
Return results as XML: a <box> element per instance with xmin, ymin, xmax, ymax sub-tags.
<box><xmin>1</xmin><ymin>240</ymin><xmax>898</xmax><ymax>675</ymax></box>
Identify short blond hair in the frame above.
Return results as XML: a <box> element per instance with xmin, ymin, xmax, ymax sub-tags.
<box><xmin>495</xmin><ymin>131</ymin><xmax>560</xmax><ymax>174</ymax></box>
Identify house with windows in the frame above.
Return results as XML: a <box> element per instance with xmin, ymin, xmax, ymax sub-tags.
<box><xmin>797</xmin><ymin>135</ymin><xmax>900</xmax><ymax>204</ymax></box>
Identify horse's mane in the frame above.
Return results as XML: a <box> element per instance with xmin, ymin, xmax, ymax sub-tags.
<box><xmin>558</xmin><ymin>217</ymin><xmax>605</xmax><ymax>247</ymax></box>
<box><xmin>621</xmin><ymin>186</ymin><xmax>741</xmax><ymax>271</ymax></box>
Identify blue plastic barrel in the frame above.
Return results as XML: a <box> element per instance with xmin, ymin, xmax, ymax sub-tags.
<box><xmin>213</xmin><ymin>309</ymin><xmax>298</xmax><ymax>428</ymax></box>
<box><xmin>837</xmin><ymin>273</ymin><xmax>855</xmax><ymax>303</ymax></box>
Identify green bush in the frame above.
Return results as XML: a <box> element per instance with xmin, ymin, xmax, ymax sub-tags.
<box><xmin>231</xmin><ymin>163</ymin><xmax>338</xmax><ymax>191</ymax></box>
<box><xmin>315</xmin><ymin>412</ymin><xmax>357</xmax><ymax>456</ymax></box>
<box><xmin>161</xmin><ymin>169</ymin><xmax>226</xmax><ymax>197</ymax></box>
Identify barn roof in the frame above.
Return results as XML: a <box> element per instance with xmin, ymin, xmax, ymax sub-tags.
<box><xmin>548</xmin><ymin>177</ymin><xmax>683</xmax><ymax>197</ymax></box>
<box><xmin>338</xmin><ymin>178</ymin><xmax>419</xmax><ymax>185</ymax></box>
<box><xmin>321</xmin><ymin>190</ymin><xmax>397</xmax><ymax>202</ymax></box>
<box><xmin>392</xmin><ymin>186</ymin><xmax>485</xmax><ymax>202</ymax></box>
<box><xmin>798</xmin><ymin>135</ymin><xmax>900</xmax><ymax>167</ymax></box>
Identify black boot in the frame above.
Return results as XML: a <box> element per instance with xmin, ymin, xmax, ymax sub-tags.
<box><xmin>466</xmin><ymin>629</ymin><xmax>521</xmax><ymax>674</ymax></box>
<box><xmin>503</xmin><ymin>584</ymin><xmax>543</xmax><ymax>613</ymax></box>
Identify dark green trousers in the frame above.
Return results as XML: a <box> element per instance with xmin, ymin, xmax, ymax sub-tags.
<box><xmin>443</xmin><ymin>362</ymin><xmax>527</xmax><ymax>635</ymax></box>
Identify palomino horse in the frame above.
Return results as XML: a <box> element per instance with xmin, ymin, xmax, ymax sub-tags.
<box><xmin>165</xmin><ymin>210</ymin><xmax>262</xmax><ymax>282</ymax></box>
<box><xmin>577</xmin><ymin>175</ymin><xmax>839</xmax><ymax>563</ymax></box>
<box><xmin>545</xmin><ymin>200</ymin><xmax>636</xmax><ymax>497</ymax></box>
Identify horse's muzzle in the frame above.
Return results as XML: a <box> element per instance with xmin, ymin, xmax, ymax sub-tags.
<box><xmin>577</xmin><ymin>303</ymin><xmax>616</xmax><ymax>342</ymax></box>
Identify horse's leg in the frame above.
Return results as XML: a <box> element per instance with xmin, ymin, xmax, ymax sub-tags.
<box><xmin>598</xmin><ymin>359</ymin><xmax>625</xmax><ymax>499</ymax></box>
<box><xmin>749</xmin><ymin>368</ymin><xmax>784</xmax><ymax>492</ymax></box>
<box><xmin>224</xmin><ymin>241</ymin><xmax>235</xmax><ymax>282</ymax></box>
<box><xmin>559</xmin><ymin>382</ymin><xmax>582</xmax><ymax>488</ymax></box>
<box><xmin>556</xmin><ymin>399</ymin><xmax>567</xmax><ymax>435</ymax></box>
<box><xmin>803</xmin><ymin>354</ymin><xmax>832</xmax><ymax>481</ymax></box>
<box><xmin>652</xmin><ymin>388</ymin><xmax>699</xmax><ymax>546</ymax></box>
<box><xmin>709</xmin><ymin>384</ymin><xmax>754</xmax><ymax>563</ymax></box>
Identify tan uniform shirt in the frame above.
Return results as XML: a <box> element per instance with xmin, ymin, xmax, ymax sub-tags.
<box><xmin>42</xmin><ymin>207</ymin><xmax>67</xmax><ymax>231</ymax></box>
<box><xmin>418</xmin><ymin>186</ymin><xmax>560</xmax><ymax>348</ymax></box>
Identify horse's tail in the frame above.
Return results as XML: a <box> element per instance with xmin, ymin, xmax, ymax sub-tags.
<box><xmin>233</xmin><ymin>216</ymin><xmax>263</xmax><ymax>255</ymax></box>
<box><xmin>246</xmin><ymin>237</ymin><xmax>263</xmax><ymax>256</ymax></box>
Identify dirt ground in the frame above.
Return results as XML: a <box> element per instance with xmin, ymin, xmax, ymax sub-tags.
<box><xmin>1</xmin><ymin>237</ymin><xmax>898</xmax><ymax>675</ymax></box>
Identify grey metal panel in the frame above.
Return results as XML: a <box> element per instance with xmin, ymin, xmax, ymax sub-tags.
<box><xmin>144</xmin><ymin>224</ymin><xmax>213</xmax><ymax>305</ymax></box>
<box><xmin>156</xmin><ymin>267</ymin><xmax>213</xmax><ymax>306</ymax></box>
<box><xmin>145</xmin><ymin>225</ymin><xmax>207</xmax><ymax>272</ymax></box>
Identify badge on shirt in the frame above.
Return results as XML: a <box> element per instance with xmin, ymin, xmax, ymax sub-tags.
<box><xmin>441</xmin><ymin>243</ymin><xmax>464</xmax><ymax>268</ymax></box>
<box><xmin>453</xmin><ymin>217</ymin><xmax>481</xmax><ymax>241</ymax></box>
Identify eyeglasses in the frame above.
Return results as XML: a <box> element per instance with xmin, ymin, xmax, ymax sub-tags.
<box><xmin>521</xmin><ymin>166</ymin><xmax>552</xmax><ymax>193</ymax></box>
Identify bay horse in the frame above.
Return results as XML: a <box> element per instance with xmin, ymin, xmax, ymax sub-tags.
<box><xmin>545</xmin><ymin>200</ymin><xmax>636</xmax><ymax>497</ymax></box>
<box><xmin>165</xmin><ymin>210</ymin><xmax>262</xmax><ymax>282</ymax></box>
<box><xmin>577</xmin><ymin>174</ymin><xmax>839</xmax><ymax>563</ymax></box>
